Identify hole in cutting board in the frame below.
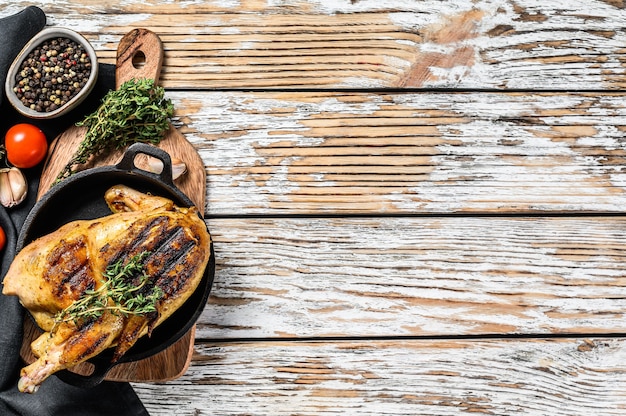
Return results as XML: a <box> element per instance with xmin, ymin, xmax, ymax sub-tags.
<box><xmin>132</xmin><ymin>51</ymin><xmax>146</xmax><ymax>69</ymax></box>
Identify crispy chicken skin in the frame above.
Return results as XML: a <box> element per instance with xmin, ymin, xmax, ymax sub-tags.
<box><xmin>2</xmin><ymin>185</ymin><xmax>211</xmax><ymax>393</ymax></box>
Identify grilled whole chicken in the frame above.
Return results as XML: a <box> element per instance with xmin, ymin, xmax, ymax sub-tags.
<box><xmin>2</xmin><ymin>185</ymin><xmax>211</xmax><ymax>393</ymax></box>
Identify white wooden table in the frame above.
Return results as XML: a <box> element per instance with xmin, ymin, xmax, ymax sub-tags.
<box><xmin>4</xmin><ymin>1</ymin><xmax>626</xmax><ymax>414</ymax></box>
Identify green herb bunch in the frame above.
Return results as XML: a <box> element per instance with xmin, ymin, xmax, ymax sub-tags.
<box><xmin>54</xmin><ymin>78</ymin><xmax>174</xmax><ymax>184</ymax></box>
<box><xmin>52</xmin><ymin>252</ymin><xmax>163</xmax><ymax>333</ymax></box>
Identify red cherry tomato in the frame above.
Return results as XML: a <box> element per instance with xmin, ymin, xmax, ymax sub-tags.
<box><xmin>4</xmin><ymin>123</ymin><xmax>48</xmax><ymax>168</ymax></box>
<box><xmin>0</xmin><ymin>225</ymin><xmax>5</xmax><ymax>251</ymax></box>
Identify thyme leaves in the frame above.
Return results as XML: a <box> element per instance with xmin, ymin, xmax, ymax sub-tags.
<box><xmin>54</xmin><ymin>78</ymin><xmax>174</xmax><ymax>184</ymax></box>
<box><xmin>52</xmin><ymin>252</ymin><xmax>163</xmax><ymax>332</ymax></box>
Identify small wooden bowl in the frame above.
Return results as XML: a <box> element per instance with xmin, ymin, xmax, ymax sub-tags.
<box><xmin>4</xmin><ymin>27</ymin><xmax>98</xmax><ymax>119</ymax></box>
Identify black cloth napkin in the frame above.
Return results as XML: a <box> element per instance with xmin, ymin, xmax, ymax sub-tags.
<box><xmin>0</xmin><ymin>6</ymin><xmax>149</xmax><ymax>415</ymax></box>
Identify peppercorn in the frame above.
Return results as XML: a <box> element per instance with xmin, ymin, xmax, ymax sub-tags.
<box><xmin>13</xmin><ymin>37</ymin><xmax>92</xmax><ymax>113</ymax></box>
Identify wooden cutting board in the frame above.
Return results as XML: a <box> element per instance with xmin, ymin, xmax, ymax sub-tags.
<box><xmin>20</xmin><ymin>28</ymin><xmax>207</xmax><ymax>383</ymax></box>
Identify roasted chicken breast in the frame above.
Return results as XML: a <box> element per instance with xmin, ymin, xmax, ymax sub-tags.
<box><xmin>2</xmin><ymin>185</ymin><xmax>211</xmax><ymax>393</ymax></box>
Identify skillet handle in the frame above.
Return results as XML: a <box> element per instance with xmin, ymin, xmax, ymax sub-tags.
<box><xmin>116</xmin><ymin>143</ymin><xmax>175</xmax><ymax>186</ymax></box>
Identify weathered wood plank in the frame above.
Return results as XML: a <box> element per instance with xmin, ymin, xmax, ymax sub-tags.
<box><xmin>200</xmin><ymin>216</ymin><xmax>626</xmax><ymax>339</ymax></box>
<box><xmin>133</xmin><ymin>337</ymin><xmax>626</xmax><ymax>416</ymax></box>
<box><xmin>3</xmin><ymin>1</ymin><xmax>626</xmax><ymax>89</ymax></box>
<box><xmin>170</xmin><ymin>91</ymin><xmax>626</xmax><ymax>215</ymax></box>
<box><xmin>3</xmin><ymin>4</ymin><xmax>626</xmax><ymax>415</ymax></box>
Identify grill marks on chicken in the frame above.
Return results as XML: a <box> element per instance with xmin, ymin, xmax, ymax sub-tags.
<box><xmin>46</xmin><ymin>237</ymin><xmax>94</xmax><ymax>307</ymax></box>
<box><xmin>2</xmin><ymin>185</ymin><xmax>211</xmax><ymax>393</ymax></box>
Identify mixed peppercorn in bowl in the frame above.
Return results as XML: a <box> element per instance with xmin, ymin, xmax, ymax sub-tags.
<box><xmin>4</xmin><ymin>27</ymin><xmax>98</xmax><ymax>119</ymax></box>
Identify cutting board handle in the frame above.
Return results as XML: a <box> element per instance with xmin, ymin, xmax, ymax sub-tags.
<box><xmin>115</xmin><ymin>28</ymin><xmax>163</xmax><ymax>88</ymax></box>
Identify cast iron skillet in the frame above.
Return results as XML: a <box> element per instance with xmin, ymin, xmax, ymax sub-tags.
<box><xmin>17</xmin><ymin>143</ymin><xmax>215</xmax><ymax>388</ymax></box>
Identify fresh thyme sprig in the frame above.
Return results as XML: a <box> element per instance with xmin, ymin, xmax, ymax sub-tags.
<box><xmin>54</xmin><ymin>78</ymin><xmax>174</xmax><ymax>184</ymax></box>
<box><xmin>52</xmin><ymin>252</ymin><xmax>163</xmax><ymax>333</ymax></box>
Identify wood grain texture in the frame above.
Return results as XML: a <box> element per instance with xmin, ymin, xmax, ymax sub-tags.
<box><xmin>133</xmin><ymin>338</ymin><xmax>626</xmax><ymax>416</ymax></box>
<box><xmin>3</xmin><ymin>2</ymin><xmax>626</xmax><ymax>414</ymax></box>
<box><xmin>4</xmin><ymin>0</ymin><xmax>626</xmax><ymax>90</ymax></box>
<box><xmin>199</xmin><ymin>216</ymin><xmax>626</xmax><ymax>339</ymax></box>
<box><xmin>167</xmin><ymin>90</ymin><xmax>626</xmax><ymax>215</ymax></box>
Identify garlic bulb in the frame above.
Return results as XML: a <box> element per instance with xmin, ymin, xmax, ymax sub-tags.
<box><xmin>146</xmin><ymin>156</ymin><xmax>187</xmax><ymax>180</ymax></box>
<box><xmin>0</xmin><ymin>167</ymin><xmax>27</xmax><ymax>207</ymax></box>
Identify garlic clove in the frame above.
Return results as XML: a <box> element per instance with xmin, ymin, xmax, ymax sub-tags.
<box><xmin>171</xmin><ymin>159</ymin><xmax>188</xmax><ymax>180</ymax></box>
<box><xmin>8</xmin><ymin>168</ymin><xmax>28</xmax><ymax>205</ymax></box>
<box><xmin>0</xmin><ymin>171</ymin><xmax>13</xmax><ymax>208</ymax></box>
<box><xmin>147</xmin><ymin>157</ymin><xmax>163</xmax><ymax>173</ymax></box>
<box><xmin>0</xmin><ymin>167</ymin><xmax>27</xmax><ymax>208</ymax></box>
<box><xmin>146</xmin><ymin>156</ymin><xmax>188</xmax><ymax>180</ymax></box>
